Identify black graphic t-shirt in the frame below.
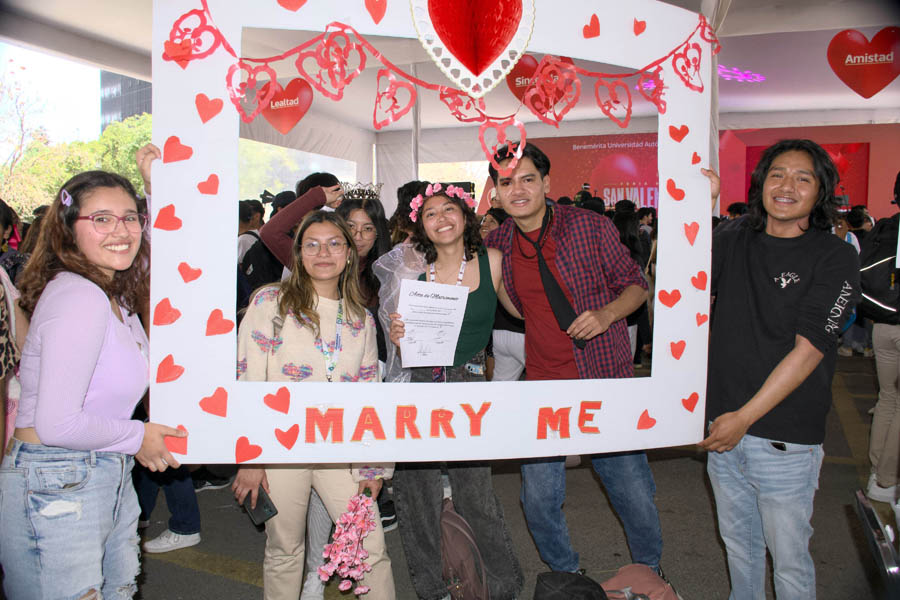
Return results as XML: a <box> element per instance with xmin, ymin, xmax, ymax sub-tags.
<box><xmin>706</xmin><ymin>217</ymin><xmax>860</xmax><ymax>444</ymax></box>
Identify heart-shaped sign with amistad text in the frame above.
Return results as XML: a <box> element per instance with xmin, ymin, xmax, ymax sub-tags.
<box><xmin>827</xmin><ymin>27</ymin><xmax>900</xmax><ymax>99</ymax></box>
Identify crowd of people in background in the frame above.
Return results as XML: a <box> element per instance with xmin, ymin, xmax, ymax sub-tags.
<box><xmin>0</xmin><ymin>137</ymin><xmax>896</xmax><ymax>600</ymax></box>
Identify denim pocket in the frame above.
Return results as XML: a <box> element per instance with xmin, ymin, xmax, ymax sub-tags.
<box><xmin>761</xmin><ymin>440</ymin><xmax>816</xmax><ymax>456</ymax></box>
<box><xmin>34</xmin><ymin>461</ymin><xmax>91</xmax><ymax>494</ymax></box>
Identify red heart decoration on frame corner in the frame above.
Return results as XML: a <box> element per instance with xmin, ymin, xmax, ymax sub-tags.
<box><xmin>178</xmin><ymin>262</ymin><xmax>202</xmax><ymax>283</ymax></box>
<box><xmin>637</xmin><ymin>409</ymin><xmax>656</xmax><ymax>430</ymax></box>
<box><xmin>275</xmin><ymin>424</ymin><xmax>300</xmax><ymax>450</ymax></box>
<box><xmin>669</xmin><ymin>124</ymin><xmax>689</xmax><ymax>142</ymax></box>
<box><xmin>162</xmin><ymin>136</ymin><xmax>193</xmax><ymax>163</ymax></box>
<box><xmin>666</xmin><ymin>179</ymin><xmax>685</xmax><ymax>201</ymax></box>
<box><xmin>264</xmin><ymin>387</ymin><xmax>291</xmax><ymax>414</ymax></box>
<box><xmin>365</xmin><ymin>0</ymin><xmax>387</xmax><ymax>24</ymax></box>
<box><xmin>156</xmin><ymin>354</ymin><xmax>184</xmax><ymax>383</ymax></box>
<box><xmin>154</xmin><ymin>205</ymin><xmax>182</xmax><ymax>231</ymax></box>
<box><xmin>670</xmin><ymin>340</ymin><xmax>686</xmax><ymax>360</ymax></box>
<box><xmin>633</xmin><ymin>18</ymin><xmax>646</xmax><ymax>36</ymax></box>
<box><xmin>684</xmin><ymin>222</ymin><xmax>699</xmax><ymax>245</ymax></box>
<box><xmin>153</xmin><ymin>298</ymin><xmax>181</xmax><ymax>326</ymax></box>
<box><xmin>199</xmin><ymin>387</ymin><xmax>228</xmax><ymax>417</ymax></box>
<box><xmin>583</xmin><ymin>14</ymin><xmax>600</xmax><ymax>39</ymax></box>
<box><xmin>696</xmin><ymin>312</ymin><xmax>709</xmax><ymax>326</ymax></box>
<box><xmin>195</xmin><ymin>94</ymin><xmax>223</xmax><ymax>123</ymax></box>
<box><xmin>206</xmin><ymin>309</ymin><xmax>234</xmax><ymax>336</ymax></box>
<box><xmin>235</xmin><ymin>436</ymin><xmax>263</xmax><ymax>463</ymax></box>
<box><xmin>164</xmin><ymin>425</ymin><xmax>189</xmax><ymax>454</ymax></box>
<box><xmin>260</xmin><ymin>79</ymin><xmax>313</xmax><ymax>135</ymax></box>
<box><xmin>826</xmin><ymin>27</ymin><xmax>900</xmax><ymax>99</ymax></box>
<box><xmin>657</xmin><ymin>289</ymin><xmax>681</xmax><ymax>308</ymax></box>
<box><xmin>681</xmin><ymin>392</ymin><xmax>699</xmax><ymax>413</ymax></box>
<box><xmin>197</xmin><ymin>174</ymin><xmax>219</xmax><ymax>195</ymax></box>
<box><xmin>691</xmin><ymin>271</ymin><xmax>708</xmax><ymax>291</ymax></box>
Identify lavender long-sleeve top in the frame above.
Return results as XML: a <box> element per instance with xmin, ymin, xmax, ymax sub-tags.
<box><xmin>16</xmin><ymin>272</ymin><xmax>148</xmax><ymax>453</ymax></box>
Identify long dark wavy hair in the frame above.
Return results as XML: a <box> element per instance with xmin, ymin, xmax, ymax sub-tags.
<box><xmin>276</xmin><ymin>210</ymin><xmax>365</xmax><ymax>336</ymax></box>
<box><xmin>17</xmin><ymin>171</ymin><xmax>150</xmax><ymax>317</ymax></box>
<box><xmin>335</xmin><ymin>197</ymin><xmax>390</xmax><ymax>305</ymax></box>
<box><xmin>746</xmin><ymin>139</ymin><xmax>839</xmax><ymax>232</ymax></box>
<box><xmin>410</xmin><ymin>186</ymin><xmax>483</xmax><ymax>264</ymax></box>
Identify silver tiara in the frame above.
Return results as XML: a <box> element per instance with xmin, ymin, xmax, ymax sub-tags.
<box><xmin>341</xmin><ymin>182</ymin><xmax>383</xmax><ymax>201</ymax></box>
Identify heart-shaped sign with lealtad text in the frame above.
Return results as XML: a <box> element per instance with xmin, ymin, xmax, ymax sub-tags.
<box><xmin>260</xmin><ymin>78</ymin><xmax>314</xmax><ymax>135</ymax></box>
<box><xmin>827</xmin><ymin>27</ymin><xmax>899</xmax><ymax>99</ymax></box>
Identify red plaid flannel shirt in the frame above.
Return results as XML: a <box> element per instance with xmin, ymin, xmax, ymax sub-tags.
<box><xmin>485</xmin><ymin>201</ymin><xmax>647</xmax><ymax>379</ymax></box>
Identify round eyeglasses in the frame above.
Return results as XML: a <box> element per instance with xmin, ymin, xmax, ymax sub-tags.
<box><xmin>300</xmin><ymin>239</ymin><xmax>349</xmax><ymax>256</ymax></box>
<box><xmin>348</xmin><ymin>222</ymin><xmax>377</xmax><ymax>239</ymax></box>
<box><xmin>75</xmin><ymin>213</ymin><xmax>148</xmax><ymax>234</ymax></box>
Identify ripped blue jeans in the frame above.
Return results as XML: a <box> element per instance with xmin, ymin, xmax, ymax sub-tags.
<box><xmin>0</xmin><ymin>439</ymin><xmax>141</xmax><ymax>599</ymax></box>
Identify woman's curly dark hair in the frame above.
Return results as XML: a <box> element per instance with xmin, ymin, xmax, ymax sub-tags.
<box><xmin>746</xmin><ymin>139</ymin><xmax>839</xmax><ymax>232</ymax></box>
<box><xmin>17</xmin><ymin>171</ymin><xmax>150</xmax><ymax>318</ymax></box>
<box><xmin>410</xmin><ymin>185</ymin><xmax>482</xmax><ymax>264</ymax></box>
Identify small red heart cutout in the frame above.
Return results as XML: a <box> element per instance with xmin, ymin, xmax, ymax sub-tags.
<box><xmin>691</xmin><ymin>271</ymin><xmax>708</xmax><ymax>291</ymax></box>
<box><xmin>691</xmin><ymin>151</ymin><xmax>701</xmax><ymax>165</ymax></box>
<box><xmin>199</xmin><ymin>387</ymin><xmax>228</xmax><ymax>417</ymax></box>
<box><xmin>178</xmin><ymin>262</ymin><xmax>202</xmax><ymax>283</ymax></box>
<box><xmin>658</xmin><ymin>289</ymin><xmax>682</xmax><ymax>308</ymax></box>
<box><xmin>682</xmin><ymin>393</ymin><xmax>699</xmax><ymax>413</ymax></box>
<box><xmin>164</xmin><ymin>425</ymin><xmax>189</xmax><ymax>454</ymax></box>
<box><xmin>156</xmin><ymin>354</ymin><xmax>184</xmax><ymax>383</ymax></box>
<box><xmin>684</xmin><ymin>222</ymin><xmax>699</xmax><ymax>245</ymax></box>
<box><xmin>264</xmin><ymin>387</ymin><xmax>291</xmax><ymax>414</ymax></box>
<box><xmin>365</xmin><ymin>0</ymin><xmax>386</xmax><ymax>24</ymax></box>
<box><xmin>195</xmin><ymin>94</ymin><xmax>223</xmax><ymax>123</ymax></box>
<box><xmin>275</xmin><ymin>424</ymin><xmax>300</xmax><ymax>450</ymax></box>
<box><xmin>206</xmin><ymin>309</ymin><xmax>234</xmax><ymax>336</ymax></box>
<box><xmin>637</xmin><ymin>409</ymin><xmax>656</xmax><ymax>430</ymax></box>
<box><xmin>153</xmin><ymin>298</ymin><xmax>181</xmax><ymax>326</ymax></box>
<box><xmin>162</xmin><ymin>136</ymin><xmax>193</xmax><ymax>163</ymax></box>
<box><xmin>583</xmin><ymin>14</ymin><xmax>600</xmax><ymax>38</ymax></box>
<box><xmin>670</xmin><ymin>340</ymin><xmax>686</xmax><ymax>360</ymax></box>
<box><xmin>235</xmin><ymin>436</ymin><xmax>263</xmax><ymax>463</ymax></box>
<box><xmin>633</xmin><ymin>19</ymin><xmax>647</xmax><ymax>36</ymax></box>
<box><xmin>163</xmin><ymin>40</ymin><xmax>192</xmax><ymax>69</ymax></box>
<box><xmin>277</xmin><ymin>0</ymin><xmax>307</xmax><ymax>9</ymax></box>
<box><xmin>669</xmin><ymin>124</ymin><xmax>689</xmax><ymax>142</ymax></box>
<box><xmin>696</xmin><ymin>313</ymin><xmax>709</xmax><ymax>326</ymax></box>
<box><xmin>154</xmin><ymin>204</ymin><xmax>182</xmax><ymax>231</ymax></box>
<box><xmin>666</xmin><ymin>178</ymin><xmax>685</xmax><ymax>201</ymax></box>
<box><xmin>197</xmin><ymin>174</ymin><xmax>219</xmax><ymax>195</ymax></box>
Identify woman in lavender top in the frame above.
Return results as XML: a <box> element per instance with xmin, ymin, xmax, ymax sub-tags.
<box><xmin>0</xmin><ymin>168</ymin><xmax>186</xmax><ymax>600</ymax></box>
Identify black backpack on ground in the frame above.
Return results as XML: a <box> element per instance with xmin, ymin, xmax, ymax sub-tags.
<box><xmin>237</xmin><ymin>233</ymin><xmax>285</xmax><ymax>315</ymax></box>
<box><xmin>858</xmin><ymin>214</ymin><xmax>900</xmax><ymax>324</ymax></box>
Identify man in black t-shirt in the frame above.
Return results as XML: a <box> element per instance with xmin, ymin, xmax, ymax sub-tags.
<box><xmin>700</xmin><ymin>140</ymin><xmax>860</xmax><ymax>599</ymax></box>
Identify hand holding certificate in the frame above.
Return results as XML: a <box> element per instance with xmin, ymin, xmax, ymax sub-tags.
<box><xmin>393</xmin><ymin>279</ymin><xmax>469</xmax><ymax>368</ymax></box>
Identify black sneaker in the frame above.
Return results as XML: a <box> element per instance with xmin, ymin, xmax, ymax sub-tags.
<box><xmin>191</xmin><ymin>468</ymin><xmax>233</xmax><ymax>492</ymax></box>
<box><xmin>380</xmin><ymin>499</ymin><xmax>397</xmax><ymax>532</ymax></box>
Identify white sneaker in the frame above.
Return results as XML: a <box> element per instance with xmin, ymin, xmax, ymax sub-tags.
<box><xmin>300</xmin><ymin>571</ymin><xmax>325</xmax><ymax>600</ymax></box>
<box><xmin>866</xmin><ymin>478</ymin><xmax>897</xmax><ymax>503</ymax></box>
<box><xmin>837</xmin><ymin>346</ymin><xmax>853</xmax><ymax>357</ymax></box>
<box><xmin>142</xmin><ymin>529</ymin><xmax>201</xmax><ymax>553</ymax></box>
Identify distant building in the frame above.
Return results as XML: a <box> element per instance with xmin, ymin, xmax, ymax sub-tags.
<box><xmin>100</xmin><ymin>71</ymin><xmax>151</xmax><ymax>130</ymax></box>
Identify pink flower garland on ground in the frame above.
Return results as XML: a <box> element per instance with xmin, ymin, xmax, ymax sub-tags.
<box><xmin>318</xmin><ymin>491</ymin><xmax>378</xmax><ymax>595</ymax></box>
<box><xmin>409</xmin><ymin>182</ymin><xmax>477</xmax><ymax>222</ymax></box>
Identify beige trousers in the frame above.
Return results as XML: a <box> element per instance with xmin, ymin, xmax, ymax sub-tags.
<box><xmin>871</xmin><ymin>323</ymin><xmax>900</xmax><ymax>488</ymax></box>
<box><xmin>263</xmin><ymin>465</ymin><xmax>395</xmax><ymax>600</ymax></box>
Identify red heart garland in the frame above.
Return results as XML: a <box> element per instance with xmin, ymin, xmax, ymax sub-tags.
<box><xmin>156</xmin><ymin>354</ymin><xmax>185</xmax><ymax>383</ymax></box>
<box><xmin>206</xmin><ymin>309</ymin><xmax>234</xmax><ymax>336</ymax></box>
<box><xmin>153</xmin><ymin>298</ymin><xmax>181</xmax><ymax>326</ymax></box>
<box><xmin>684</xmin><ymin>222</ymin><xmax>699</xmax><ymax>245</ymax></box>
<box><xmin>637</xmin><ymin>67</ymin><xmax>666</xmax><ymax>113</ymax></box>
<box><xmin>670</xmin><ymin>340</ymin><xmax>686</xmax><ymax>360</ymax></box>
<box><xmin>672</xmin><ymin>43</ymin><xmax>704</xmax><ymax>92</ymax></box>
<box><xmin>373</xmin><ymin>69</ymin><xmax>417</xmax><ymax>130</ymax></box>
<box><xmin>657</xmin><ymin>289</ymin><xmax>681</xmax><ymax>308</ymax></box>
<box><xmin>165</xmin><ymin>9</ymin><xmax>220</xmax><ymax>65</ymax></box>
<box><xmin>583</xmin><ymin>14</ymin><xmax>600</xmax><ymax>39</ymax></box>
<box><xmin>666</xmin><ymin>179</ymin><xmax>685</xmax><ymax>201</ymax></box>
<box><xmin>235</xmin><ymin>436</ymin><xmax>263</xmax><ymax>463</ymax></box>
<box><xmin>595</xmin><ymin>79</ymin><xmax>632</xmax><ymax>129</ymax></box>
<box><xmin>264</xmin><ymin>387</ymin><xmax>291</xmax><ymax>414</ymax></box>
<box><xmin>439</xmin><ymin>89</ymin><xmax>487</xmax><ymax>123</ymax></box>
<box><xmin>365</xmin><ymin>0</ymin><xmax>387</xmax><ymax>24</ymax></box>
<box><xmin>197</xmin><ymin>174</ymin><xmax>219</xmax><ymax>195</ymax></box>
<box><xmin>669</xmin><ymin>124</ymin><xmax>689</xmax><ymax>142</ymax></box>
<box><xmin>260</xmin><ymin>79</ymin><xmax>314</xmax><ymax>135</ymax></box>
<box><xmin>637</xmin><ymin>409</ymin><xmax>656</xmax><ymax>430</ymax></box>
<box><xmin>275</xmin><ymin>424</ymin><xmax>300</xmax><ymax>450</ymax></box>
<box><xmin>522</xmin><ymin>56</ymin><xmax>580</xmax><ymax>128</ymax></box>
<box><xmin>199</xmin><ymin>387</ymin><xmax>228</xmax><ymax>418</ymax></box>
<box><xmin>226</xmin><ymin>61</ymin><xmax>278</xmax><ymax>124</ymax></box>
<box><xmin>154</xmin><ymin>205</ymin><xmax>183</xmax><ymax>231</ymax></box>
<box><xmin>195</xmin><ymin>94</ymin><xmax>223</xmax><ymax>123</ymax></box>
<box><xmin>479</xmin><ymin>118</ymin><xmax>527</xmax><ymax>176</ymax></box>
<box><xmin>163</xmin><ymin>136</ymin><xmax>193</xmax><ymax>163</ymax></box>
<box><xmin>681</xmin><ymin>393</ymin><xmax>699</xmax><ymax>413</ymax></box>
<box><xmin>827</xmin><ymin>27</ymin><xmax>900</xmax><ymax>99</ymax></box>
<box><xmin>178</xmin><ymin>262</ymin><xmax>202</xmax><ymax>283</ymax></box>
<box><xmin>295</xmin><ymin>29</ymin><xmax>366</xmax><ymax>102</ymax></box>
<box><xmin>691</xmin><ymin>271</ymin><xmax>708</xmax><ymax>291</ymax></box>
<box><xmin>164</xmin><ymin>425</ymin><xmax>189</xmax><ymax>455</ymax></box>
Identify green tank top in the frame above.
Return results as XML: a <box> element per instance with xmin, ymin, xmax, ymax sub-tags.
<box><xmin>418</xmin><ymin>250</ymin><xmax>497</xmax><ymax>366</ymax></box>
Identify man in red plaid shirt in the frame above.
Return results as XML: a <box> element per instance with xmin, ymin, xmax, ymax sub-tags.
<box><xmin>484</xmin><ymin>142</ymin><xmax>664</xmax><ymax>575</ymax></box>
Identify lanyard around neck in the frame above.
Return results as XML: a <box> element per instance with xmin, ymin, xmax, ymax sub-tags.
<box><xmin>429</xmin><ymin>256</ymin><xmax>467</xmax><ymax>286</ymax></box>
<box><xmin>317</xmin><ymin>298</ymin><xmax>343</xmax><ymax>382</ymax></box>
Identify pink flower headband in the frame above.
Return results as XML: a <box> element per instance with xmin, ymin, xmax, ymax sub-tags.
<box><xmin>409</xmin><ymin>183</ymin><xmax>476</xmax><ymax>223</ymax></box>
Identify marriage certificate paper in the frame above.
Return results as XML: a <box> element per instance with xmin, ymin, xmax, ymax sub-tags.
<box><xmin>396</xmin><ymin>279</ymin><xmax>469</xmax><ymax>368</ymax></box>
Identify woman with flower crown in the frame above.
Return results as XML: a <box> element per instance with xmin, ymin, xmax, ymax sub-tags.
<box><xmin>388</xmin><ymin>182</ymin><xmax>524</xmax><ymax>600</ymax></box>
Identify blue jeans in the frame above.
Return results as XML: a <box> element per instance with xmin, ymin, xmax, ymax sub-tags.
<box><xmin>521</xmin><ymin>452</ymin><xmax>663</xmax><ymax>572</ymax></box>
<box><xmin>0</xmin><ymin>439</ymin><xmax>141</xmax><ymax>599</ymax></box>
<box><xmin>707</xmin><ymin>433</ymin><xmax>824</xmax><ymax>600</ymax></box>
<box><xmin>133</xmin><ymin>463</ymin><xmax>201</xmax><ymax>534</ymax></box>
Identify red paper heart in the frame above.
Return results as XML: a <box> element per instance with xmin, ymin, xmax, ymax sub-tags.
<box><xmin>199</xmin><ymin>387</ymin><xmax>228</xmax><ymax>417</ymax></box>
<box><xmin>666</xmin><ymin>178</ymin><xmax>685</xmax><ymax>201</ymax></box>
<box><xmin>506</xmin><ymin>54</ymin><xmax>575</xmax><ymax>103</ymax></box>
<box><xmin>206</xmin><ymin>309</ymin><xmax>234</xmax><ymax>336</ymax></box>
<box><xmin>669</xmin><ymin>124</ymin><xmax>689</xmax><ymax>142</ymax></box>
<box><xmin>684</xmin><ymin>222</ymin><xmax>699</xmax><ymax>245</ymax></box>
<box><xmin>277</xmin><ymin>0</ymin><xmax>307</xmax><ymax>10</ymax></box>
<box><xmin>195</xmin><ymin>94</ymin><xmax>223</xmax><ymax>123</ymax></box>
<box><xmin>637</xmin><ymin>409</ymin><xmax>656</xmax><ymax>430</ymax></box>
<box><xmin>178</xmin><ymin>262</ymin><xmax>202</xmax><ymax>283</ymax></box>
<box><xmin>295</xmin><ymin>33</ymin><xmax>366</xmax><ymax>102</ymax></box>
<box><xmin>275</xmin><ymin>424</ymin><xmax>300</xmax><ymax>450</ymax></box>
<box><xmin>365</xmin><ymin>0</ymin><xmax>387</xmax><ymax>24</ymax></box>
<box><xmin>633</xmin><ymin>19</ymin><xmax>646</xmax><ymax>36</ymax></box>
<box><xmin>696</xmin><ymin>312</ymin><xmax>709</xmax><ymax>326</ymax></box>
<box><xmin>523</xmin><ymin>57</ymin><xmax>580</xmax><ymax>127</ymax></box>
<box><xmin>479</xmin><ymin>118</ymin><xmax>527</xmax><ymax>174</ymax></box>
<box><xmin>197</xmin><ymin>174</ymin><xmax>219</xmax><ymax>195</ymax></box>
<box><xmin>595</xmin><ymin>79</ymin><xmax>632</xmax><ymax>128</ymax></box>
<box><xmin>164</xmin><ymin>425</ymin><xmax>189</xmax><ymax>454</ymax></box>
<box><xmin>260</xmin><ymin>79</ymin><xmax>313</xmax><ymax>135</ymax></box>
<box><xmin>163</xmin><ymin>39</ymin><xmax>192</xmax><ymax>69</ymax></box>
<box><xmin>163</xmin><ymin>136</ymin><xmax>193</xmax><ymax>163</ymax></box>
<box><xmin>235</xmin><ymin>436</ymin><xmax>263</xmax><ymax>463</ymax></box>
<box><xmin>691</xmin><ymin>152</ymin><xmax>701</xmax><ymax>165</ymax></box>
<box><xmin>153</xmin><ymin>298</ymin><xmax>181</xmax><ymax>326</ymax></box>
<box><xmin>670</xmin><ymin>340</ymin><xmax>686</xmax><ymax>360</ymax></box>
<box><xmin>827</xmin><ymin>27</ymin><xmax>900</xmax><ymax>99</ymax></box>
<box><xmin>373</xmin><ymin>69</ymin><xmax>417</xmax><ymax>130</ymax></box>
<box><xmin>658</xmin><ymin>289</ymin><xmax>681</xmax><ymax>308</ymax></box>
<box><xmin>226</xmin><ymin>61</ymin><xmax>278</xmax><ymax>123</ymax></box>
<box><xmin>428</xmin><ymin>0</ymin><xmax>523</xmax><ymax>77</ymax></box>
<box><xmin>583</xmin><ymin>14</ymin><xmax>600</xmax><ymax>39</ymax></box>
<box><xmin>672</xmin><ymin>43</ymin><xmax>704</xmax><ymax>92</ymax></box>
<box><xmin>154</xmin><ymin>204</ymin><xmax>182</xmax><ymax>231</ymax></box>
<box><xmin>156</xmin><ymin>354</ymin><xmax>184</xmax><ymax>383</ymax></box>
<box><xmin>691</xmin><ymin>270</ymin><xmax>708</xmax><ymax>291</ymax></box>
<box><xmin>264</xmin><ymin>387</ymin><xmax>291</xmax><ymax>414</ymax></box>
<box><xmin>681</xmin><ymin>393</ymin><xmax>699</xmax><ymax>413</ymax></box>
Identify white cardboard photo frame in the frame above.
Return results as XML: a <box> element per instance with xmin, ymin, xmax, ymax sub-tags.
<box><xmin>150</xmin><ymin>0</ymin><xmax>713</xmax><ymax>464</ymax></box>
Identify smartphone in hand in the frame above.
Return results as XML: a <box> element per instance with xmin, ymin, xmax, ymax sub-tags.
<box><xmin>242</xmin><ymin>485</ymin><xmax>278</xmax><ymax>526</ymax></box>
